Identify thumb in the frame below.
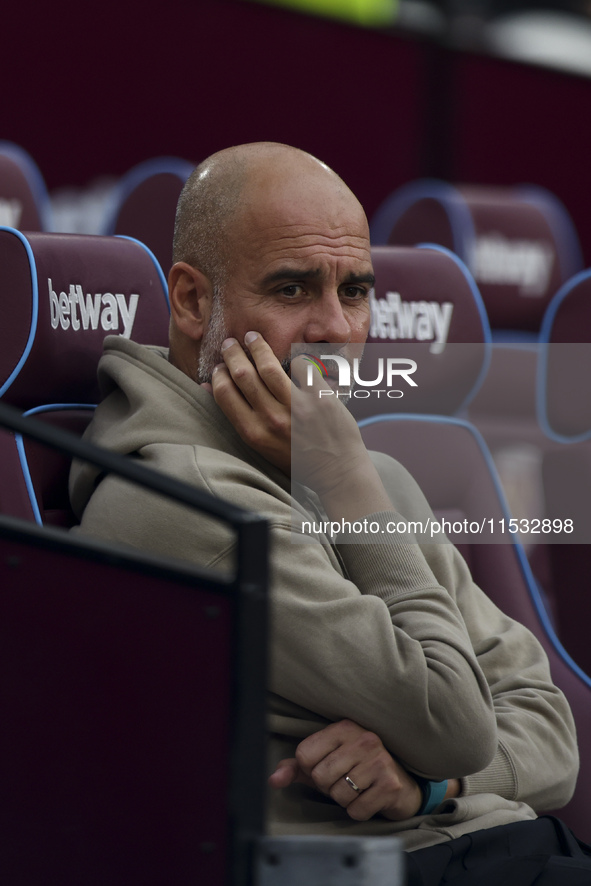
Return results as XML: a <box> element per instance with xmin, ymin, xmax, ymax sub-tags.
<box><xmin>268</xmin><ymin>758</ymin><xmax>300</xmax><ymax>789</ymax></box>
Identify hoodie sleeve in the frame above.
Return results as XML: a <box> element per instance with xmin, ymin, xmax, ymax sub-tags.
<box><xmin>265</xmin><ymin>509</ymin><xmax>498</xmax><ymax>780</ymax></box>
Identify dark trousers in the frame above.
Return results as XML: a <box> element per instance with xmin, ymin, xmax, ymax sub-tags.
<box><xmin>406</xmin><ymin>817</ymin><xmax>591</xmax><ymax>885</ymax></box>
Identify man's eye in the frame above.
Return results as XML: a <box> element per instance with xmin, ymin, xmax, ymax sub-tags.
<box><xmin>280</xmin><ymin>284</ymin><xmax>304</xmax><ymax>298</ymax></box>
<box><xmin>342</xmin><ymin>286</ymin><xmax>367</xmax><ymax>300</ymax></box>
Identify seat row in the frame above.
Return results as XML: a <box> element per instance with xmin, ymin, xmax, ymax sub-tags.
<box><xmin>1</xmin><ymin>138</ymin><xmax>586</xmax><ymax>335</ymax></box>
<box><xmin>0</xmin><ymin>140</ymin><xmax>194</xmax><ymax>273</ymax></box>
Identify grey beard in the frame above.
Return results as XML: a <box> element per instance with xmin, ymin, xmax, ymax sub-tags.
<box><xmin>197</xmin><ymin>298</ymin><xmax>293</xmax><ymax>385</ymax></box>
<box><xmin>198</xmin><ymin>316</ymin><xmax>350</xmax><ymax>407</ymax></box>
<box><xmin>197</xmin><ymin>293</ymin><xmax>230</xmax><ymax>384</ymax></box>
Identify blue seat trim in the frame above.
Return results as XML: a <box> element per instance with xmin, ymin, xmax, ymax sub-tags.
<box><xmin>114</xmin><ymin>235</ymin><xmax>170</xmax><ymax>311</ymax></box>
<box><xmin>0</xmin><ymin>140</ymin><xmax>53</xmax><ymax>231</ymax></box>
<box><xmin>0</xmin><ymin>227</ymin><xmax>38</xmax><ymax>399</ymax></box>
<box><xmin>517</xmin><ymin>184</ymin><xmax>584</xmax><ymax>283</ymax></box>
<box><xmin>491</xmin><ymin>329</ymin><xmax>540</xmax><ymax>344</ymax></box>
<box><xmin>416</xmin><ymin>242</ymin><xmax>492</xmax><ymax>409</ymax></box>
<box><xmin>358</xmin><ymin>411</ymin><xmax>591</xmax><ymax>689</ymax></box>
<box><xmin>370</xmin><ymin>178</ymin><xmax>477</xmax><ymax>263</ymax></box>
<box><xmin>15</xmin><ymin>403</ymin><xmax>97</xmax><ymax>526</ymax></box>
<box><xmin>537</xmin><ymin>268</ymin><xmax>591</xmax><ymax>443</ymax></box>
<box><xmin>101</xmin><ymin>156</ymin><xmax>194</xmax><ymax>236</ymax></box>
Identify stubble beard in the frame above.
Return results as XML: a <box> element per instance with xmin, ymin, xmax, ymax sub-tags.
<box><xmin>197</xmin><ymin>291</ymin><xmax>230</xmax><ymax>384</ymax></box>
<box><xmin>197</xmin><ymin>303</ymin><xmax>353</xmax><ymax>407</ymax></box>
<box><xmin>197</xmin><ymin>294</ymin><xmax>292</xmax><ymax>384</ymax></box>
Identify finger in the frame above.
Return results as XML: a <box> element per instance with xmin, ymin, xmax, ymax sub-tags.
<box><xmin>211</xmin><ymin>357</ymin><xmax>292</xmax><ymax>474</ymax></box>
<box><xmin>290</xmin><ymin>354</ymin><xmax>358</xmax><ymax>449</ymax></box>
<box><xmin>326</xmin><ymin>757</ymin><xmax>376</xmax><ymax>809</ymax></box>
<box><xmin>329</xmin><ymin>767</ymin><xmax>398</xmax><ymax>821</ymax></box>
<box><xmin>294</xmin><ymin>720</ymin><xmax>362</xmax><ymax>776</ymax></box>
<box><xmin>268</xmin><ymin>759</ymin><xmax>317</xmax><ymax>792</ymax></box>
<box><xmin>344</xmin><ymin>778</ymin><xmax>421</xmax><ymax>822</ymax></box>
<box><xmin>339</xmin><ymin>782</ymin><xmax>388</xmax><ymax>822</ymax></box>
<box><xmin>331</xmin><ymin>759</ymin><xmax>422</xmax><ymax>822</ymax></box>
<box><xmin>212</xmin><ymin>342</ymin><xmax>272</xmax><ymax>420</ymax></box>
<box><xmin>220</xmin><ymin>337</ymin><xmax>263</xmax><ymax>404</ymax></box>
<box><xmin>243</xmin><ymin>332</ymin><xmax>292</xmax><ymax>402</ymax></box>
<box><xmin>220</xmin><ymin>336</ymin><xmax>290</xmax><ymax>409</ymax></box>
<box><xmin>268</xmin><ymin>758</ymin><xmax>299</xmax><ymax>789</ymax></box>
<box><xmin>211</xmin><ymin>360</ymin><xmax>252</xmax><ymax>422</ymax></box>
<box><xmin>301</xmin><ymin>726</ymin><xmax>382</xmax><ymax>791</ymax></box>
<box><xmin>329</xmin><ymin>772</ymin><xmax>374</xmax><ymax>816</ymax></box>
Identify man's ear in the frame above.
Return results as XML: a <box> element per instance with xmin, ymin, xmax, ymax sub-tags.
<box><xmin>168</xmin><ymin>262</ymin><xmax>213</xmax><ymax>342</ymax></box>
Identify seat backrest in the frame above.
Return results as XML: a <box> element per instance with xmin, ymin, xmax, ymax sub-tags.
<box><xmin>349</xmin><ymin>244</ymin><xmax>490</xmax><ymax>422</ymax></box>
<box><xmin>538</xmin><ymin>269</ymin><xmax>591</xmax><ymax>443</ymax></box>
<box><xmin>102</xmin><ymin>156</ymin><xmax>194</xmax><ymax>275</ymax></box>
<box><xmin>0</xmin><ymin>141</ymin><xmax>51</xmax><ymax>232</ymax></box>
<box><xmin>534</xmin><ymin>269</ymin><xmax>591</xmax><ymax>673</ymax></box>
<box><xmin>370</xmin><ymin>181</ymin><xmax>583</xmax><ymax>337</ymax></box>
<box><xmin>357</xmin><ymin>254</ymin><xmax>591</xmax><ymax>830</ymax></box>
<box><xmin>372</xmin><ymin>196</ymin><xmax>580</xmax><ymax>611</ymax></box>
<box><xmin>359</xmin><ymin>414</ymin><xmax>591</xmax><ymax>842</ymax></box>
<box><xmin>0</xmin><ymin>229</ymin><xmax>170</xmax><ymax>525</ymax></box>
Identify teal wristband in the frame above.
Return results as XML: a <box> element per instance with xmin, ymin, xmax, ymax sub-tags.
<box><xmin>417</xmin><ymin>778</ymin><xmax>448</xmax><ymax>815</ymax></box>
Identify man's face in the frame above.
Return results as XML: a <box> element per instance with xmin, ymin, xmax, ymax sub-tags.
<box><xmin>197</xmin><ymin>171</ymin><xmax>374</xmax><ymax>383</ymax></box>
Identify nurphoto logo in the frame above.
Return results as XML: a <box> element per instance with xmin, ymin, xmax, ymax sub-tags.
<box><xmin>303</xmin><ymin>352</ymin><xmax>418</xmax><ymax>400</ymax></box>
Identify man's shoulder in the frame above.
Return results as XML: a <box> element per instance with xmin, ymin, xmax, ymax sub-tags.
<box><xmin>97</xmin><ymin>336</ymin><xmax>187</xmax><ymax>401</ymax></box>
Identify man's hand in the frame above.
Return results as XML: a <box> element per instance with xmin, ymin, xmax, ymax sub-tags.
<box><xmin>211</xmin><ymin>334</ymin><xmax>392</xmax><ymax>519</ymax></box>
<box><xmin>211</xmin><ymin>333</ymin><xmax>293</xmax><ymax>475</ymax></box>
<box><xmin>268</xmin><ymin>719</ymin><xmax>425</xmax><ymax>822</ymax></box>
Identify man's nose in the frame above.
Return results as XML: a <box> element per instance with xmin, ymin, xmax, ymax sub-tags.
<box><xmin>304</xmin><ymin>292</ymin><xmax>351</xmax><ymax>343</ymax></box>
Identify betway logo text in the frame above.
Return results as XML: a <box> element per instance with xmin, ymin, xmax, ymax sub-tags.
<box><xmin>369</xmin><ymin>290</ymin><xmax>453</xmax><ymax>354</ymax></box>
<box><xmin>48</xmin><ymin>278</ymin><xmax>139</xmax><ymax>338</ymax></box>
<box><xmin>0</xmin><ymin>198</ymin><xmax>23</xmax><ymax>227</ymax></box>
<box><xmin>470</xmin><ymin>233</ymin><xmax>554</xmax><ymax>297</ymax></box>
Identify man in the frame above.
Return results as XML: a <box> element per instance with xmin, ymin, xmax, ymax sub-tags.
<box><xmin>70</xmin><ymin>143</ymin><xmax>587</xmax><ymax>882</ymax></box>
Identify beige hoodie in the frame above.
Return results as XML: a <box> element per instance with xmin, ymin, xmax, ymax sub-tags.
<box><xmin>70</xmin><ymin>336</ymin><xmax>578</xmax><ymax>851</ymax></box>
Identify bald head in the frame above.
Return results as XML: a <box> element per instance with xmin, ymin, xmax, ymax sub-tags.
<box><xmin>172</xmin><ymin>142</ymin><xmax>363</xmax><ymax>292</ymax></box>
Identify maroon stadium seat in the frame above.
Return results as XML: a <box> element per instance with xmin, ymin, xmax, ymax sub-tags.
<box><xmin>366</xmin><ymin>229</ymin><xmax>569</xmax><ymax>618</ymax></box>
<box><xmin>356</xmin><ymin>247</ymin><xmax>591</xmax><ymax>837</ymax></box>
<box><xmin>348</xmin><ymin>244</ymin><xmax>491</xmax><ymax>424</ymax></box>
<box><xmin>0</xmin><ymin>229</ymin><xmax>170</xmax><ymax>526</ymax></box>
<box><xmin>359</xmin><ymin>412</ymin><xmax>591</xmax><ymax>840</ymax></box>
<box><xmin>536</xmin><ymin>269</ymin><xmax>591</xmax><ymax>676</ymax></box>
<box><xmin>370</xmin><ymin>183</ymin><xmax>583</xmax><ymax>517</ymax></box>
<box><xmin>102</xmin><ymin>156</ymin><xmax>194</xmax><ymax>275</ymax></box>
<box><xmin>370</xmin><ymin>180</ymin><xmax>582</xmax><ymax>337</ymax></box>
